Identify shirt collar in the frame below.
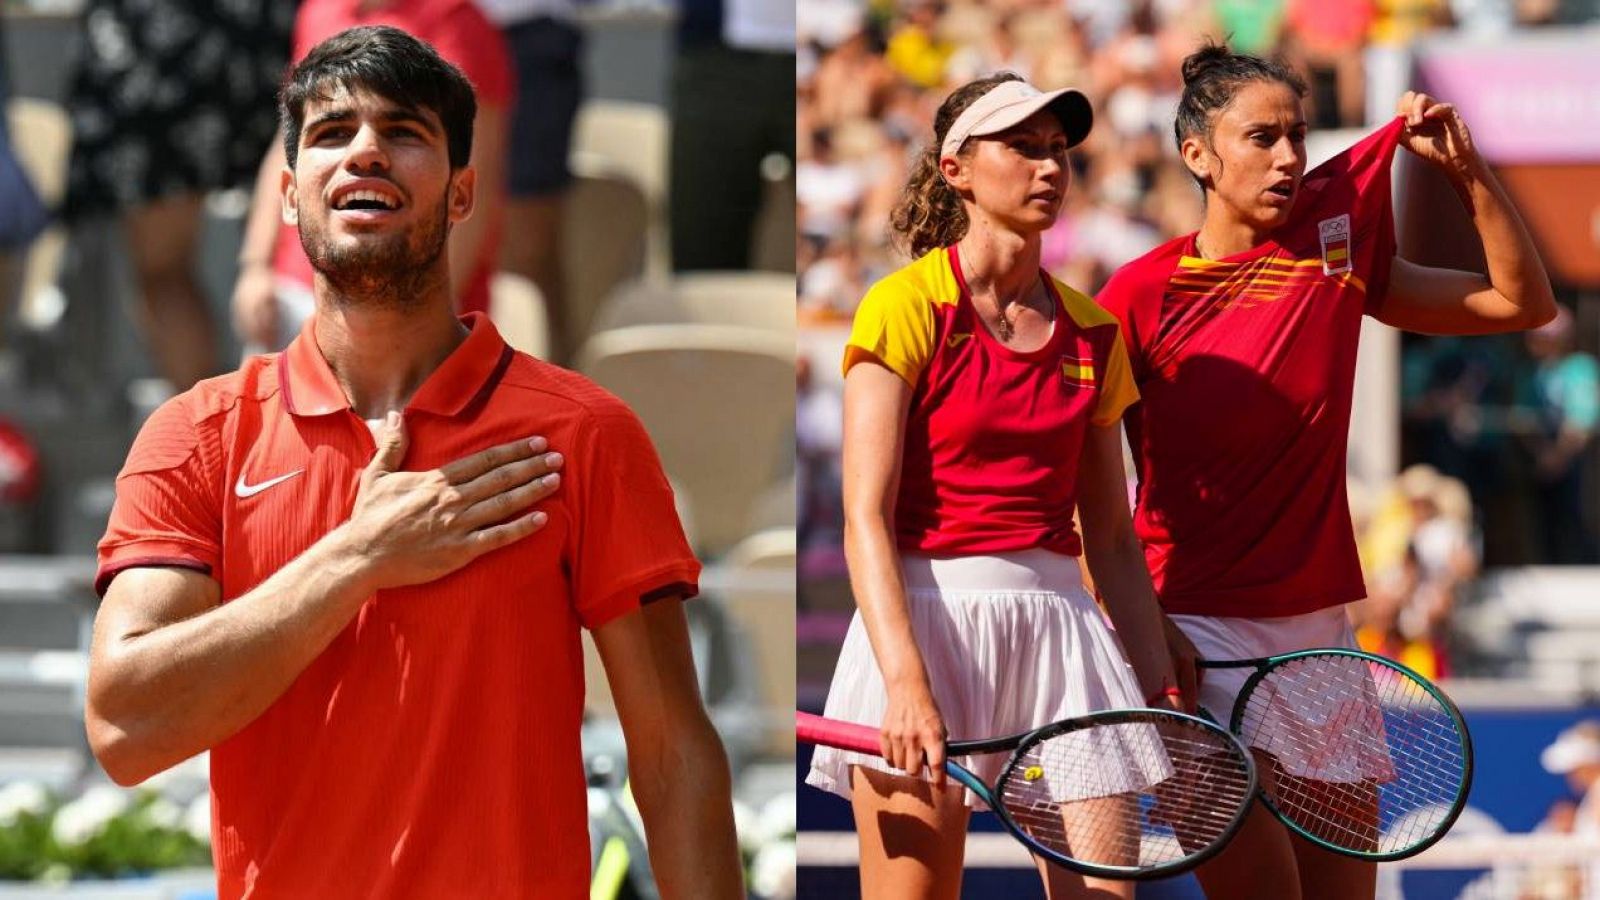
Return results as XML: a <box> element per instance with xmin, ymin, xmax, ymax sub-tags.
<box><xmin>280</xmin><ymin>311</ymin><xmax>513</xmax><ymax>418</ymax></box>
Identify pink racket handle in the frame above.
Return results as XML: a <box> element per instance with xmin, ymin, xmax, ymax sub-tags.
<box><xmin>796</xmin><ymin>711</ymin><xmax>882</xmax><ymax>755</ymax></box>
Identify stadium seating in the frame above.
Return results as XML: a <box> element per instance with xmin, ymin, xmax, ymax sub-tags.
<box><xmin>722</xmin><ymin>527</ymin><xmax>797</xmax><ymax>756</ymax></box>
<box><xmin>561</xmin><ymin>170</ymin><xmax>649</xmax><ymax>351</ymax></box>
<box><xmin>577</xmin><ymin>323</ymin><xmax>793</xmax><ymax>559</ymax></box>
<box><xmin>488</xmin><ymin>271</ymin><xmax>550</xmax><ymax>360</ymax></box>
<box><xmin>590</xmin><ymin>272</ymin><xmax>796</xmax><ymax>335</ymax></box>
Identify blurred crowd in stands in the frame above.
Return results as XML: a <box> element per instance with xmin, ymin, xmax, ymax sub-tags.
<box><xmin>794</xmin><ymin>0</ymin><xmax>1600</xmax><ymax>597</ymax></box>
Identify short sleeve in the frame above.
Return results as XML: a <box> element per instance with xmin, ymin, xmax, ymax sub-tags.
<box><xmin>96</xmin><ymin>398</ymin><xmax>223</xmax><ymax>596</ymax></box>
<box><xmin>1092</xmin><ymin>329</ymin><xmax>1140</xmax><ymax>426</ymax></box>
<box><xmin>1094</xmin><ymin>258</ymin><xmax>1166</xmax><ymax>386</ymax></box>
<box><xmin>842</xmin><ymin>279</ymin><xmax>936</xmax><ymax>385</ymax></box>
<box><xmin>566</xmin><ymin>405</ymin><xmax>702</xmax><ymax>631</ymax></box>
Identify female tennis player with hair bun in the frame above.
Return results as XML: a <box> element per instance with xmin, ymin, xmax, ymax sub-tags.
<box><xmin>805</xmin><ymin>72</ymin><xmax>1185</xmax><ymax>900</ymax></box>
<box><xmin>1096</xmin><ymin>41</ymin><xmax>1556</xmax><ymax>900</ymax></box>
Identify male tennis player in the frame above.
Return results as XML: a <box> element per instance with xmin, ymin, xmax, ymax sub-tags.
<box><xmin>85</xmin><ymin>27</ymin><xmax>741</xmax><ymax>899</ymax></box>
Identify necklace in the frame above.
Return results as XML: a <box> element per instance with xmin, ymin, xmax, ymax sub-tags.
<box><xmin>989</xmin><ymin>283</ymin><xmax>1052</xmax><ymax>343</ymax></box>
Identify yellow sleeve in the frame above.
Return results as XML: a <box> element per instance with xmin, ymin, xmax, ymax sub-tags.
<box><xmin>842</xmin><ymin>278</ymin><xmax>935</xmax><ymax>386</ymax></box>
<box><xmin>1091</xmin><ymin>327</ymin><xmax>1140</xmax><ymax>426</ymax></box>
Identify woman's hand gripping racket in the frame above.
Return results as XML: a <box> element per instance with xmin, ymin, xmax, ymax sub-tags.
<box><xmin>1198</xmin><ymin>648</ymin><xmax>1474</xmax><ymax>861</ymax></box>
<box><xmin>798</xmin><ymin>709</ymin><xmax>1258</xmax><ymax>880</ymax></box>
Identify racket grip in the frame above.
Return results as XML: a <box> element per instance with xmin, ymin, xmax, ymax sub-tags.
<box><xmin>796</xmin><ymin>711</ymin><xmax>882</xmax><ymax>755</ymax></box>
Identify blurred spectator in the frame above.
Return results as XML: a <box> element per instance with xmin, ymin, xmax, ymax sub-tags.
<box><xmin>1356</xmin><ymin>465</ymin><xmax>1478</xmax><ymax>679</ymax></box>
<box><xmin>883</xmin><ymin>0</ymin><xmax>952</xmax><ymax>89</ymax></box>
<box><xmin>1519</xmin><ymin>305</ymin><xmax>1600</xmax><ymax>562</ymax></box>
<box><xmin>669</xmin><ymin>0</ymin><xmax>795</xmax><ymax>271</ymax></box>
<box><xmin>61</xmin><ymin>0</ymin><xmax>294</xmax><ymax>389</ymax></box>
<box><xmin>1540</xmin><ymin>721</ymin><xmax>1600</xmax><ymax>895</ymax></box>
<box><xmin>479</xmin><ymin>0</ymin><xmax>584</xmax><ymax>363</ymax></box>
<box><xmin>1210</xmin><ymin>0</ymin><xmax>1286</xmax><ymax>55</ymax></box>
<box><xmin>230</xmin><ymin>0</ymin><xmax>512</xmax><ymax>354</ymax></box>
<box><xmin>795</xmin><ymin>354</ymin><xmax>842</xmax><ymax>551</ymax></box>
<box><xmin>1400</xmin><ymin>334</ymin><xmax>1525</xmax><ymax>562</ymax></box>
<box><xmin>0</xmin><ymin>416</ymin><xmax>41</xmax><ymax>553</ymax></box>
<box><xmin>0</xmin><ymin>15</ymin><xmax>51</xmax><ymax>349</ymax></box>
<box><xmin>1522</xmin><ymin>797</ymin><xmax>1584</xmax><ymax>899</ymax></box>
<box><xmin>1283</xmin><ymin>0</ymin><xmax>1374</xmax><ymax>127</ymax></box>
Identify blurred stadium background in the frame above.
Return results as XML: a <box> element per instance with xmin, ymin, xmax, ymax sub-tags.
<box><xmin>795</xmin><ymin>0</ymin><xmax>1600</xmax><ymax>897</ymax></box>
<box><xmin>0</xmin><ymin>0</ymin><xmax>797</xmax><ymax>897</ymax></box>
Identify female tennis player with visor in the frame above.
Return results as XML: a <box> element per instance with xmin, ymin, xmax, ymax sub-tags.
<box><xmin>805</xmin><ymin>73</ymin><xmax>1186</xmax><ymax>900</ymax></box>
<box><xmin>1095</xmin><ymin>42</ymin><xmax>1556</xmax><ymax>900</ymax></box>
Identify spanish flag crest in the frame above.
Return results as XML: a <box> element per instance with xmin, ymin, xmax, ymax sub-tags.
<box><xmin>1061</xmin><ymin>356</ymin><xmax>1096</xmax><ymax>387</ymax></box>
<box><xmin>1319</xmin><ymin>213</ymin><xmax>1352</xmax><ymax>276</ymax></box>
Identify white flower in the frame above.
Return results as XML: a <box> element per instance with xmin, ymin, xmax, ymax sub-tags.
<box><xmin>51</xmin><ymin>790</ymin><xmax>122</xmax><ymax>848</ymax></box>
<box><xmin>731</xmin><ymin>799</ymin><xmax>758</xmax><ymax>853</ymax></box>
<box><xmin>750</xmin><ymin>840</ymin><xmax>796</xmax><ymax>900</ymax></box>
<box><xmin>77</xmin><ymin>785</ymin><xmax>131</xmax><ymax>821</ymax></box>
<box><xmin>144</xmin><ymin>797</ymin><xmax>182</xmax><ymax>830</ymax></box>
<box><xmin>185</xmin><ymin>794</ymin><xmax>212</xmax><ymax>845</ymax></box>
<box><xmin>756</xmin><ymin>792</ymin><xmax>796</xmax><ymax>844</ymax></box>
<box><xmin>0</xmin><ymin>780</ymin><xmax>50</xmax><ymax>825</ymax></box>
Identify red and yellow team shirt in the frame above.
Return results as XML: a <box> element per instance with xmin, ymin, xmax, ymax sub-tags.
<box><xmin>1097</xmin><ymin>119</ymin><xmax>1404</xmax><ymax>618</ymax></box>
<box><xmin>845</xmin><ymin>244</ymin><xmax>1139</xmax><ymax>557</ymax></box>
<box><xmin>98</xmin><ymin>313</ymin><xmax>698</xmax><ymax>900</ymax></box>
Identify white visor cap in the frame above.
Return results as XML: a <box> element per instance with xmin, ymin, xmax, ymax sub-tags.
<box><xmin>939</xmin><ymin>80</ymin><xmax>1094</xmax><ymax>161</ymax></box>
<box><xmin>1542</xmin><ymin>723</ymin><xmax>1600</xmax><ymax>774</ymax></box>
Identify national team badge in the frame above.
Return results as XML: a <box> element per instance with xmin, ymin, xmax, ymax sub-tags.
<box><xmin>1061</xmin><ymin>356</ymin><xmax>1095</xmax><ymax>387</ymax></box>
<box><xmin>1319</xmin><ymin>214</ymin><xmax>1352</xmax><ymax>276</ymax></box>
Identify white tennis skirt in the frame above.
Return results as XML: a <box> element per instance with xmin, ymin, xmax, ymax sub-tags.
<box><xmin>1173</xmin><ymin>606</ymin><xmax>1394</xmax><ymax>782</ymax></box>
<box><xmin>805</xmin><ymin>549</ymin><xmax>1149</xmax><ymax>809</ymax></box>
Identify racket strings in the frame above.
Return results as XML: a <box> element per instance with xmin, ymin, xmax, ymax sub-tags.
<box><xmin>1238</xmin><ymin>655</ymin><xmax>1467</xmax><ymax>855</ymax></box>
<box><xmin>995</xmin><ymin>717</ymin><xmax>1253</xmax><ymax>870</ymax></box>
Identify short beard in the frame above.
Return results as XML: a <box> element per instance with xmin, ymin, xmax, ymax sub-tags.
<box><xmin>299</xmin><ymin>196</ymin><xmax>451</xmax><ymax>311</ymax></box>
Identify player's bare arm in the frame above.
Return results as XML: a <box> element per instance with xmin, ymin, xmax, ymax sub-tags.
<box><xmin>232</xmin><ymin>134</ymin><xmax>290</xmax><ymax>347</ymax></box>
<box><xmin>86</xmin><ymin>417</ymin><xmax>561</xmax><ymax>785</ymax></box>
<box><xmin>1075</xmin><ymin>422</ymin><xmax>1186</xmax><ymax>713</ymax></box>
<box><xmin>1373</xmin><ymin>91</ymin><xmax>1556</xmax><ymax>335</ymax></box>
<box><xmin>594</xmin><ymin>598</ymin><xmax>743</xmax><ymax>899</ymax></box>
<box><xmin>841</xmin><ymin>361</ymin><xmax>948</xmax><ymax>782</ymax></box>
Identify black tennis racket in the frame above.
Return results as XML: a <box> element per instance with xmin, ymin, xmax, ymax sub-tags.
<box><xmin>798</xmin><ymin>708</ymin><xmax>1258</xmax><ymax>880</ymax></box>
<box><xmin>1198</xmin><ymin>648</ymin><xmax>1473</xmax><ymax>861</ymax></box>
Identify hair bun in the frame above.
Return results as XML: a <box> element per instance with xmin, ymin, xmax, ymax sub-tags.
<box><xmin>1181</xmin><ymin>42</ymin><xmax>1233</xmax><ymax>86</ymax></box>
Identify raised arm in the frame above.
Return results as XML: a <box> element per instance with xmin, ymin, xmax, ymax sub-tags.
<box><xmin>1371</xmin><ymin>92</ymin><xmax>1556</xmax><ymax>336</ymax></box>
<box><xmin>1075</xmin><ymin>422</ymin><xmax>1186</xmax><ymax>712</ymax></box>
<box><xmin>87</xmin><ymin>416</ymin><xmax>562</xmax><ymax>785</ymax></box>
<box><xmin>594</xmin><ymin>598</ymin><xmax>742</xmax><ymax>899</ymax></box>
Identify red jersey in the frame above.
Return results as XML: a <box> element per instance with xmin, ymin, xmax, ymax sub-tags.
<box><xmin>845</xmin><ymin>245</ymin><xmax>1139</xmax><ymax>557</ymax></box>
<box><xmin>273</xmin><ymin>1</ymin><xmax>513</xmax><ymax>314</ymax></box>
<box><xmin>1097</xmin><ymin>120</ymin><xmax>1402</xmax><ymax>617</ymax></box>
<box><xmin>98</xmin><ymin>313</ymin><xmax>699</xmax><ymax>899</ymax></box>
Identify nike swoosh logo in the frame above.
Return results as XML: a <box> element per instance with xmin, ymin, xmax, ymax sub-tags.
<box><xmin>947</xmin><ymin>332</ymin><xmax>973</xmax><ymax>348</ymax></box>
<box><xmin>235</xmin><ymin>470</ymin><xmax>304</xmax><ymax>498</ymax></box>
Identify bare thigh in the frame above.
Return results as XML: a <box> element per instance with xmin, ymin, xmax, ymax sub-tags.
<box><xmin>851</xmin><ymin>765</ymin><xmax>971</xmax><ymax>900</ymax></box>
<box><xmin>1192</xmin><ymin>750</ymin><xmax>1303</xmax><ymax>900</ymax></box>
<box><xmin>1030</xmin><ymin>794</ymin><xmax>1135</xmax><ymax>900</ymax></box>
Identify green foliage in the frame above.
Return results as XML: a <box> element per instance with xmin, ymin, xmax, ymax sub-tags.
<box><xmin>0</xmin><ymin>789</ymin><xmax>210</xmax><ymax>882</ymax></box>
